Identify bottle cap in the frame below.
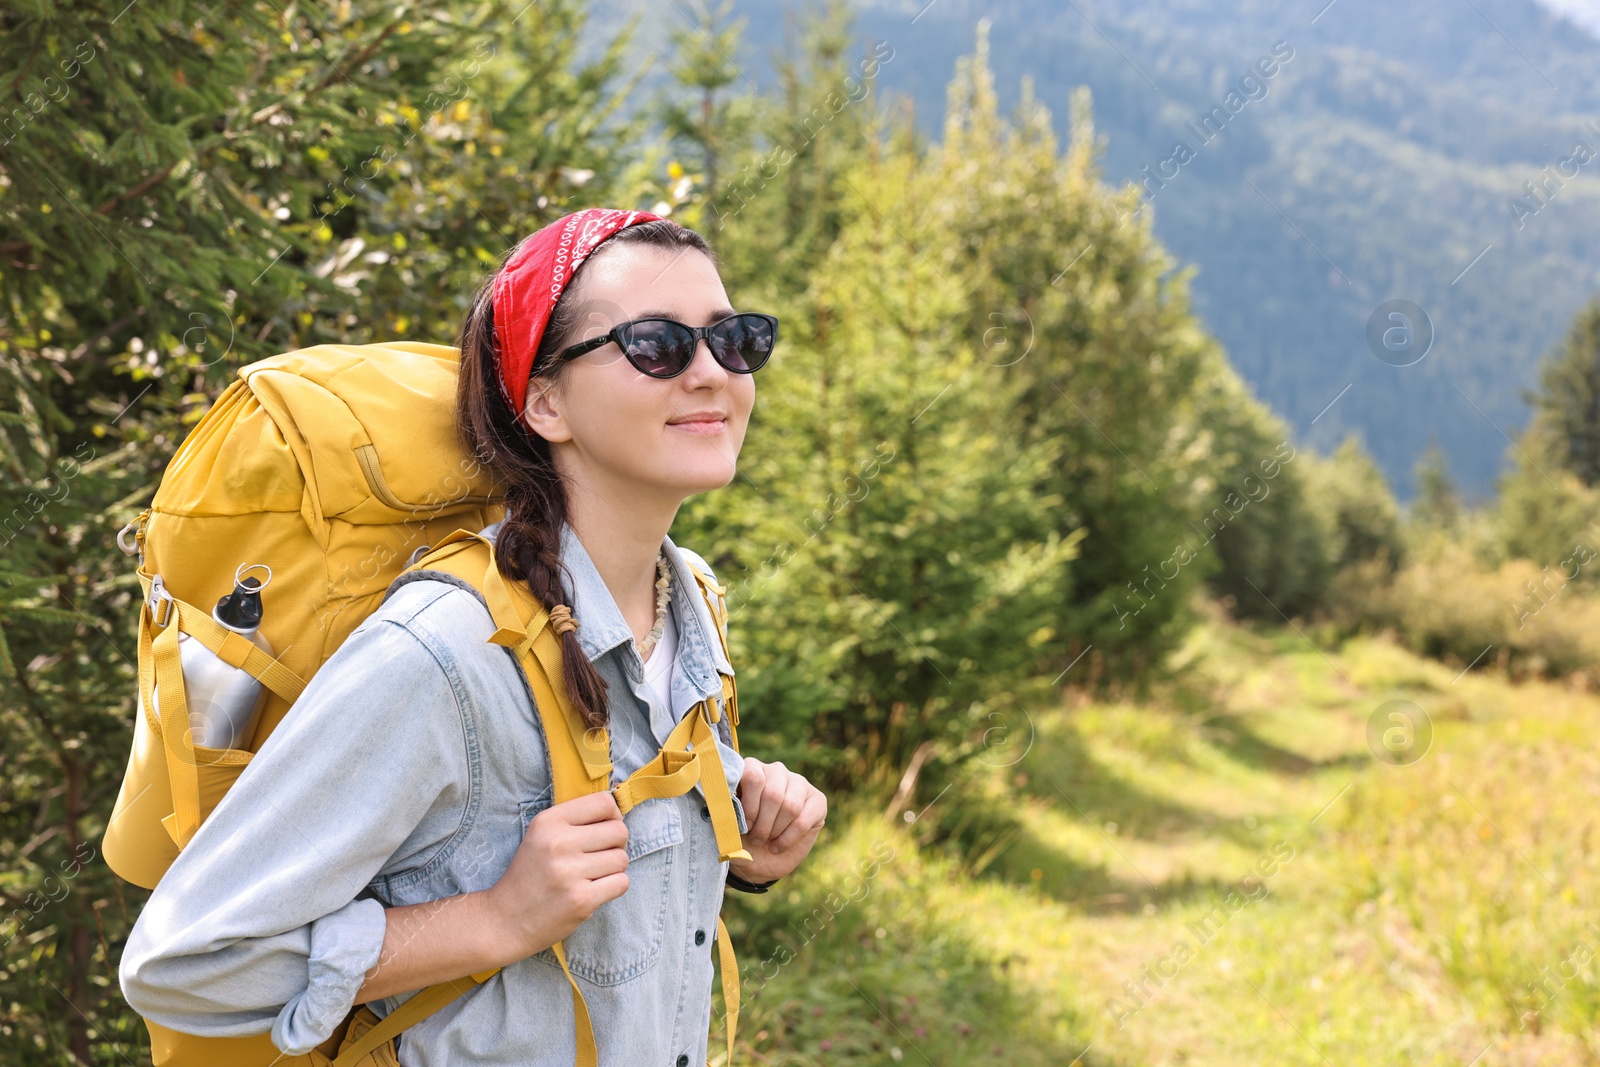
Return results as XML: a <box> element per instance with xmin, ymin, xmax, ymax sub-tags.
<box><xmin>214</xmin><ymin>563</ymin><xmax>270</xmax><ymax>631</ymax></box>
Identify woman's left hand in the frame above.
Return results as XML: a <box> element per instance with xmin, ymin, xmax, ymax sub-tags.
<box><xmin>727</xmin><ymin>757</ymin><xmax>827</xmax><ymax>884</ymax></box>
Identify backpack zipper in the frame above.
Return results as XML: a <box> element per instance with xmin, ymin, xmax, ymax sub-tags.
<box><xmin>353</xmin><ymin>444</ymin><xmax>500</xmax><ymax>510</ymax></box>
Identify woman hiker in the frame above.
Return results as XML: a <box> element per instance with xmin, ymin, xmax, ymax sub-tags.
<box><xmin>118</xmin><ymin>208</ymin><xmax>828</xmax><ymax>1065</ymax></box>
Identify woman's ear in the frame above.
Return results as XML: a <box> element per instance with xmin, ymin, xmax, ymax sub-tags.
<box><xmin>521</xmin><ymin>377</ymin><xmax>573</xmax><ymax>443</ymax></box>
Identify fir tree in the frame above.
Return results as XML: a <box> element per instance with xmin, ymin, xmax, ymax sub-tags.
<box><xmin>1412</xmin><ymin>442</ymin><xmax>1462</xmax><ymax>531</ymax></box>
<box><xmin>0</xmin><ymin>2</ymin><xmax>646</xmax><ymax>1058</ymax></box>
<box><xmin>1528</xmin><ymin>295</ymin><xmax>1600</xmax><ymax>487</ymax></box>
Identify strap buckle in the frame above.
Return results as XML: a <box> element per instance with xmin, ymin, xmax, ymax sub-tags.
<box><xmin>147</xmin><ymin>574</ymin><xmax>176</xmax><ymax>629</ymax></box>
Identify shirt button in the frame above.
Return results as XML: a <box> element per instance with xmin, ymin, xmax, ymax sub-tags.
<box><xmin>695</xmin><ymin>929</ymin><xmax>706</xmax><ymax>945</ymax></box>
<box><xmin>676</xmin><ymin>1056</ymin><xmax>689</xmax><ymax>1067</ymax></box>
<box><xmin>699</xmin><ymin>805</ymin><xmax>710</xmax><ymax>820</ymax></box>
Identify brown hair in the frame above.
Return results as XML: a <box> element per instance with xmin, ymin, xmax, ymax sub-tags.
<box><xmin>454</xmin><ymin>218</ymin><xmax>719</xmax><ymax>730</ymax></box>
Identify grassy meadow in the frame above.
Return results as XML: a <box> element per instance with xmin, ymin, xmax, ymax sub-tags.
<box><xmin>722</xmin><ymin>601</ymin><xmax>1600</xmax><ymax>1067</ymax></box>
<box><xmin>11</xmin><ymin>5</ymin><xmax>1600</xmax><ymax>1064</ymax></box>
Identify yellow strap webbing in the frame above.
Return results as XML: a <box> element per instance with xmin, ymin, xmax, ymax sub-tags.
<box><xmin>550</xmin><ymin>940</ymin><xmax>600</xmax><ymax>1067</ymax></box>
<box><xmin>714</xmin><ymin>914</ymin><xmax>740</xmax><ymax>1067</ymax></box>
<box><xmin>685</xmin><ymin>562</ymin><xmax>741</xmax><ymax>745</ymax></box>
<box><xmin>147</xmin><ymin>599</ymin><xmax>202</xmax><ymax>850</ymax></box>
<box><xmin>609</xmin><ymin>700</ymin><xmax>752</xmax><ymax>864</ymax></box>
<box><xmin>684</xmin><ymin>562</ymin><xmax>731</xmax><ymax>662</ymax></box>
<box><xmin>185</xmin><ymin>612</ymin><xmax>306</xmax><ymax>703</ymax></box>
<box><xmin>329</xmin><ymin>966</ymin><xmax>503</xmax><ymax>1067</ymax></box>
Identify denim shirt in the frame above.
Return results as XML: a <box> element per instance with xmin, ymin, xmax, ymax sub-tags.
<box><xmin>118</xmin><ymin>518</ymin><xmax>750</xmax><ymax>1067</ymax></box>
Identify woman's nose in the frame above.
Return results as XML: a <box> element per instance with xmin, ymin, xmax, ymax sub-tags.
<box><xmin>681</xmin><ymin>337</ymin><xmax>726</xmax><ymax>382</ymax></box>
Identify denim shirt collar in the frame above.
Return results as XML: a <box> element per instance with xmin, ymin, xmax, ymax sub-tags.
<box><xmin>478</xmin><ymin>519</ymin><xmax>734</xmax><ymax>698</ymax></box>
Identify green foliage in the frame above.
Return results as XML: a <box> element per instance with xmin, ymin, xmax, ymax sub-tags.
<box><xmin>0</xmin><ymin>324</ymin><xmax>152</xmax><ymax>1065</ymax></box>
<box><xmin>654</xmin><ymin>0</ymin><xmax>762</xmax><ymax>248</ymax></box>
<box><xmin>1410</xmin><ymin>442</ymin><xmax>1463</xmax><ymax>533</ymax></box>
<box><xmin>1494</xmin><ymin>432</ymin><xmax>1600</xmax><ymax>581</ymax></box>
<box><xmin>1527</xmin><ymin>295</ymin><xmax>1600</xmax><ymax>488</ymax></box>
<box><xmin>679</xmin><ymin>14</ymin><xmax>1081</xmax><ymax>789</ymax></box>
<box><xmin>1193</xmin><ymin>366</ymin><xmax>1328</xmax><ymax>621</ymax></box>
<box><xmin>1301</xmin><ymin>436</ymin><xmax>1405</xmax><ymax>574</ymax></box>
<box><xmin>1494</xmin><ymin>296</ymin><xmax>1600</xmax><ymax>582</ymax></box>
<box><xmin>805</xmin><ymin>0</ymin><xmax>1600</xmax><ymax>497</ymax></box>
<box><xmin>0</xmin><ymin>2</ymin><xmax>650</xmax><ymax>1061</ymax></box>
<box><xmin>931</xmin><ymin>34</ymin><xmax>1216</xmax><ymax>671</ymax></box>
<box><xmin>730</xmin><ymin>607</ymin><xmax>1600</xmax><ymax>1065</ymax></box>
<box><xmin>673</xmin><ymin>16</ymin><xmax>1350</xmax><ymax>796</ymax></box>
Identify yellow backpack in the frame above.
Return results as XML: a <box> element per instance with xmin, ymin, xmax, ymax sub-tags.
<box><xmin>103</xmin><ymin>341</ymin><xmax>750</xmax><ymax>1067</ymax></box>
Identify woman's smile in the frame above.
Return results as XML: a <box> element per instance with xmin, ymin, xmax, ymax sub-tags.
<box><xmin>667</xmin><ymin>410</ymin><xmax>729</xmax><ymax>435</ymax></box>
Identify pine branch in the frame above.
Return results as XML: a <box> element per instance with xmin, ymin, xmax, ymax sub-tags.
<box><xmin>67</xmin><ymin>306</ymin><xmax>146</xmax><ymax>361</ymax></box>
<box><xmin>315</xmin><ymin>16</ymin><xmax>405</xmax><ymax>94</ymax></box>
<box><xmin>4</xmin><ymin>36</ymin><xmax>41</xmax><ymax>98</ymax></box>
<box><xmin>93</xmin><ymin>163</ymin><xmax>179</xmax><ymax>217</ymax></box>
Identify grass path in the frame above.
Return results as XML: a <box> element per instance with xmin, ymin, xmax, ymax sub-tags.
<box><xmin>725</xmin><ymin>609</ymin><xmax>1600</xmax><ymax>1066</ymax></box>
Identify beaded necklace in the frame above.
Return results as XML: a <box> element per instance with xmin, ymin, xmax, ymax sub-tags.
<box><xmin>635</xmin><ymin>551</ymin><xmax>672</xmax><ymax>662</ymax></box>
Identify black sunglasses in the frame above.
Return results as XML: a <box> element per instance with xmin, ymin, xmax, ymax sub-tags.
<box><xmin>555</xmin><ymin>312</ymin><xmax>779</xmax><ymax>379</ymax></box>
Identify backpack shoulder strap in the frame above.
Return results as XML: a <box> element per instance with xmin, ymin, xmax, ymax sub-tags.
<box><xmin>406</xmin><ymin>529</ymin><xmax>614</xmax><ymax>797</ymax></box>
<box><xmin>683</xmin><ymin>559</ymin><xmax>740</xmax><ymax>745</ymax></box>
<box><xmin>337</xmin><ymin>527</ymin><xmax>609</xmax><ymax>1067</ymax></box>
<box><xmin>683</xmin><ymin>558</ymin><xmax>731</xmax><ymax>662</ymax></box>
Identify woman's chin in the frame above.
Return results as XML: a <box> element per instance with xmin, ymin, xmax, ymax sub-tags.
<box><xmin>661</xmin><ymin>461</ymin><xmax>739</xmax><ymax>496</ymax></box>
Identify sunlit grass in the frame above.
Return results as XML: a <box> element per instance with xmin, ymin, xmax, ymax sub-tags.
<box><xmin>720</xmin><ymin>606</ymin><xmax>1600</xmax><ymax>1066</ymax></box>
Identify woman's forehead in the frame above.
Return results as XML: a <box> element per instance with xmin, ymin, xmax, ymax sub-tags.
<box><xmin>579</xmin><ymin>242</ymin><xmax>727</xmax><ymax>312</ymax></box>
<box><xmin>582</xmin><ymin>246</ymin><xmax>726</xmax><ymax>300</ymax></box>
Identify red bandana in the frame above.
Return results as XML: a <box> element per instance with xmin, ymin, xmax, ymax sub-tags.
<box><xmin>491</xmin><ymin>207</ymin><xmax>666</xmax><ymax>425</ymax></box>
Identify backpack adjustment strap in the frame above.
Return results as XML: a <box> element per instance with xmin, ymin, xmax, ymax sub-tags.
<box><xmin>181</xmin><ymin>606</ymin><xmax>307</xmax><ymax>703</ymax></box>
<box><xmin>689</xmin><ymin>697</ymin><xmax>753</xmax><ymax>865</ymax></box>
<box><xmin>551</xmin><ymin>939</ymin><xmax>601</xmax><ymax>1067</ymax></box>
<box><xmin>147</xmin><ymin>574</ymin><xmax>176</xmax><ymax>629</ymax></box>
<box><xmin>713</xmin><ymin>914</ymin><xmax>741</xmax><ymax>1067</ymax></box>
<box><xmin>330</xmin><ymin>966</ymin><xmax>502</xmax><ymax>1067</ymax></box>
<box><xmin>721</xmin><ymin>673</ymin><xmax>740</xmax><ymax>733</ymax></box>
<box><xmin>608</xmin><ymin>701</ymin><xmax>750</xmax><ymax>863</ymax></box>
<box><xmin>611</xmin><ymin>748</ymin><xmax>703</xmax><ymax>814</ymax></box>
<box><xmin>615</xmin><ymin>697</ymin><xmax>751</xmax><ymax>864</ymax></box>
<box><xmin>684</xmin><ymin>561</ymin><xmax>733</xmax><ymax>665</ymax></box>
<box><xmin>146</xmin><ymin>591</ymin><xmax>201</xmax><ymax>849</ymax></box>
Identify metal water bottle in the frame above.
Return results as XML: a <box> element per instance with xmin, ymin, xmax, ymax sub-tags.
<box><xmin>150</xmin><ymin>563</ymin><xmax>275</xmax><ymax>751</ymax></box>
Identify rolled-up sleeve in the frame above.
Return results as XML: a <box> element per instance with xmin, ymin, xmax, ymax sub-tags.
<box><xmin>118</xmin><ymin>596</ymin><xmax>475</xmax><ymax>1055</ymax></box>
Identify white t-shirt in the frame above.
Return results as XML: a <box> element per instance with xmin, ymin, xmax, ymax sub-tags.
<box><xmin>641</xmin><ymin>599</ymin><xmax>677</xmax><ymax>717</ymax></box>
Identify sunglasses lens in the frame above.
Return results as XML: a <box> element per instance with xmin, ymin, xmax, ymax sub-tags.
<box><xmin>618</xmin><ymin>320</ymin><xmax>696</xmax><ymax>378</ymax></box>
<box><xmin>709</xmin><ymin>315</ymin><xmax>776</xmax><ymax>372</ymax></box>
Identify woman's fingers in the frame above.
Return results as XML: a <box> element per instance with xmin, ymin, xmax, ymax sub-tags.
<box><xmin>749</xmin><ymin>760</ymin><xmax>792</xmax><ymax>844</ymax></box>
<box><xmin>737</xmin><ymin>756</ymin><xmax>767</xmax><ymax>829</ymax></box>
<box><xmin>579</xmin><ymin>846</ymin><xmax>631</xmax><ymax>881</ymax></box>
<box><xmin>770</xmin><ymin>785</ymin><xmax>826</xmax><ymax>855</ymax></box>
<box><xmin>736</xmin><ymin>758</ymin><xmax>828</xmax><ymax>859</ymax></box>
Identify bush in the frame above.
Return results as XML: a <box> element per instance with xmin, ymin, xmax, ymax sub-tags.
<box><xmin>1495</xmin><ymin>431</ymin><xmax>1600</xmax><ymax>583</ymax></box>
<box><xmin>1325</xmin><ymin>543</ymin><xmax>1600</xmax><ymax>680</ymax></box>
<box><xmin>1302</xmin><ymin>436</ymin><xmax>1406</xmax><ymax>572</ymax></box>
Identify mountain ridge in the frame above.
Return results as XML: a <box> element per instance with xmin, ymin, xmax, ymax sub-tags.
<box><xmin>598</xmin><ymin>0</ymin><xmax>1600</xmax><ymax>497</ymax></box>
